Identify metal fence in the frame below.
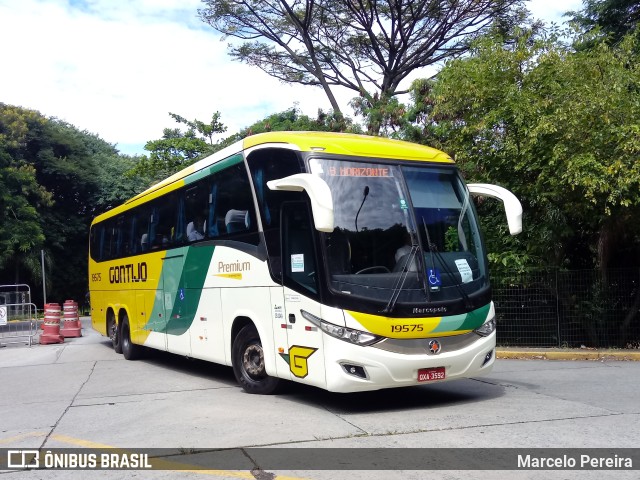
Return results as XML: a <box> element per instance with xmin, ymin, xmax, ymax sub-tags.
<box><xmin>0</xmin><ymin>284</ymin><xmax>39</xmax><ymax>347</ymax></box>
<box><xmin>493</xmin><ymin>268</ymin><xmax>640</xmax><ymax>348</ymax></box>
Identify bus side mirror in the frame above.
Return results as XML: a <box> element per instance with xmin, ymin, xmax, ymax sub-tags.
<box><xmin>267</xmin><ymin>174</ymin><xmax>334</xmax><ymax>232</ymax></box>
<box><xmin>468</xmin><ymin>183</ymin><xmax>523</xmax><ymax>235</ymax></box>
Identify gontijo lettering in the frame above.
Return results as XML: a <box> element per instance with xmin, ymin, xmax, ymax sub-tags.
<box><xmin>108</xmin><ymin>262</ymin><xmax>147</xmax><ymax>284</ymax></box>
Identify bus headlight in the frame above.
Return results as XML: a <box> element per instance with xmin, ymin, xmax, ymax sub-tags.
<box><xmin>474</xmin><ymin>316</ymin><xmax>496</xmax><ymax>337</ymax></box>
<box><xmin>300</xmin><ymin>310</ymin><xmax>382</xmax><ymax>346</ymax></box>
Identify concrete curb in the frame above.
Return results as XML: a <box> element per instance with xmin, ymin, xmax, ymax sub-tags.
<box><xmin>497</xmin><ymin>348</ymin><xmax>640</xmax><ymax>361</ymax></box>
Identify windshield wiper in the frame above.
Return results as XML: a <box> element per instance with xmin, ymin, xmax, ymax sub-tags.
<box><xmin>381</xmin><ymin>244</ymin><xmax>419</xmax><ymax>314</ymax></box>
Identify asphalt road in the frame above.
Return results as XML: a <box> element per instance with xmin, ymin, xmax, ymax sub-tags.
<box><xmin>0</xmin><ymin>319</ymin><xmax>638</xmax><ymax>479</ymax></box>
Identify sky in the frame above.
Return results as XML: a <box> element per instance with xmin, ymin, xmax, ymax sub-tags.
<box><xmin>0</xmin><ymin>0</ymin><xmax>583</xmax><ymax>156</ymax></box>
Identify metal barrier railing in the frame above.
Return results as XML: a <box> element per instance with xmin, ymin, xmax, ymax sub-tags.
<box><xmin>0</xmin><ymin>302</ymin><xmax>39</xmax><ymax>347</ymax></box>
<box><xmin>0</xmin><ymin>284</ymin><xmax>32</xmax><ymax>307</ymax></box>
<box><xmin>1</xmin><ymin>285</ymin><xmax>38</xmax><ymax>347</ymax></box>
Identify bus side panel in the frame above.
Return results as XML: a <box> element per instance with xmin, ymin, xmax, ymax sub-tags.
<box><xmin>129</xmin><ymin>252</ymin><xmax>168</xmax><ymax>352</ymax></box>
<box><xmin>132</xmin><ymin>290</ymin><xmax>147</xmax><ymax>345</ymax></box>
<box><xmin>220</xmin><ymin>287</ymin><xmax>275</xmax><ymax>374</ymax></box>
<box><xmin>190</xmin><ymin>288</ymin><xmax>225</xmax><ymax>364</ymax></box>
<box><xmin>90</xmin><ymin>289</ymin><xmax>106</xmax><ymax>336</ymax></box>
<box><xmin>123</xmin><ymin>289</ymin><xmax>137</xmax><ymax>324</ymax></box>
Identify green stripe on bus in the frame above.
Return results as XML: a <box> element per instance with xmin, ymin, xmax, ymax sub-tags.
<box><xmin>184</xmin><ymin>154</ymin><xmax>244</xmax><ymax>186</ymax></box>
<box><xmin>144</xmin><ymin>245</ymin><xmax>215</xmax><ymax>335</ymax></box>
<box><xmin>166</xmin><ymin>245</ymin><xmax>215</xmax><ymax>335</ymax></box>
<box><xmin>458</xmin><ymin>303</ymin><xmax>491</xmax><ymax>331</ymax></box>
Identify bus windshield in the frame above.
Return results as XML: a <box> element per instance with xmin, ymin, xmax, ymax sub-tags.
<box><xmin>309</xmin><ymin>158</ymin><xmax>488</xmax><ymax>310</ymax></box>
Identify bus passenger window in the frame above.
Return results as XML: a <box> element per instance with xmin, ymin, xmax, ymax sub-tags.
<box><xmin>208</xmin><ymin>163</ymin><xmax>259</xmax><ymax>245</ymax></box>
<box><xmin>148</xmin><ymin>194</ymin><xmax>178</xmax><ymax>250</ymax></box>
<box><xmin>185</xmin><ymin>182</ymin><xmax>209</xmax><ymax>241</ymax></box>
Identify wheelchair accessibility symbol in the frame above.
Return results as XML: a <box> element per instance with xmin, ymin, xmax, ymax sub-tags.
<box><xmin>427</xmin><ymin>269</ymin><xmax>441</xmax><ymax>290</ymax></box>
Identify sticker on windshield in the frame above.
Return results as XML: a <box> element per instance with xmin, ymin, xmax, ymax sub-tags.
<box><xmin>400</xmin><ymin>199</ymin><xmax>408</xmax><ymax>210</ymax></box>
<box><xmin>291</xmin><ymin>254</ymin><xmax>305</xmax><ymax>273</ymax></box>
<box><xmin>455</xmin><ymin>259</ymin><xmax>473</xmax><ymax>283</ymax></box>
<box><xmin>427</xmin><ymin>268</ymin><xmax>441</xmax><ymax>291</ymax></box>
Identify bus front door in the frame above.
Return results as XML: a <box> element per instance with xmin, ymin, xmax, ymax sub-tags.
<box><xmin>279</xmin><ymin>201</ymin><xmax>327</xmax><ymax>389</ymax></box>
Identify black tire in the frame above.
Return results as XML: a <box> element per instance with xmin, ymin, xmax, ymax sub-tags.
<box><xmin>232</xmin><ymin>324</ymin><xmax>280</xmax><ymax>394</ymax></box>
<box><xmin>108</xmin><ymin>312</ymin><xmax>122</xmax><ymax>354</ymax></box>
<box><xmin>121</xmin><ymin>316</ymin><xmax>144</xmax><ymax>360</ymax></box>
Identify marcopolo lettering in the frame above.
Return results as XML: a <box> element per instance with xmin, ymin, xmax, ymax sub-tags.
<box><xmin>109</xmin><ymin>262</ymin><xmax>148</xmax><ymax>284</ymax></box>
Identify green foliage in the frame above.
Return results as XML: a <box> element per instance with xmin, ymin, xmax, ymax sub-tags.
<box><xmin>217</xmin><ymin>106</ymin><xmax>361</xmax><ymax>150</ymax></box>
<box><xmin>0</xmin><ymin>103</ymin><xmax>147</xmax><ymax>305</ymax></box>
<box><xmin>568</xmin><ymin>0</ymin><xmax>640</xmax><ymax>46</ymax></box>
<box><xmin>239</xmin><ymin>106</ymin><xmax>359</xmax><ymax>136</ymax></box>
<box><xmin>169</xmin><ymin>111</ymin><xmax>226</xmax><ymax>145</ymax></box>
<box><xmin>350</xmin><ymin>94</ymin><xmax>408</xmax><ymax>136</ymax></box>
<box><xmin>132</xmin><ymin>112</ymin><xmax>227</xmax><ymax>182</ymax></box>
<box><xmin>406</xmin><ymin>28</ymin><xmax>640</xmax><ymax>270</ymax></box>
<box><xmin>0</xmin><ymin>105</ymin><xmax>52</xmax><ymax>274</ymax></box>
<box><xmin>94</xmin><ymin>153</ymin><xmax>153</xmax><ymax>212</ymax></box>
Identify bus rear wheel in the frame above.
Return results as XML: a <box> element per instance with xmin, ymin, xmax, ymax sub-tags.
<box><xmin>108</xmin><ymin>312</ymin><xmax>122</xmax><ymax>354</ymax></box>
<box><xmin>121</xmin><ymin>315</ymin><xmax>144</xmax><ymax>360</ymax></box>
<box><xmin>232</xmin><ymin>324</ymin><xmax>280</xmax><ymax>394</ymax></box>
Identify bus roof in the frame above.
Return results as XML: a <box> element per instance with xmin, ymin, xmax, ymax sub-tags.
<box><xmin>243</xmin><ymin>131</ymin><xmax>453</xmax><ymax>162</ymax></box>
<box><xmin>95</xmin><ymin>132</ymin><xmax>453</xmax><ymax>223</ymax></box>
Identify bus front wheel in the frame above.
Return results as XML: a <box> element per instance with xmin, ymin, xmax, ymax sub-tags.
<box><xmin>232</xmin><ymin>325</ymin><xmax>280</xmax><ymax>394</ymax></box>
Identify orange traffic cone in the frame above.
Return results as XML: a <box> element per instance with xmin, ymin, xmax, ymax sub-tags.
<box><xmin>60</xmin><ymin>300</ymin><xmax>82</xmax><ymax>337</ymax></box>
<box><xmin>40</xmin><ymin>303</ymin><xmax>64</xmax><ymax>344</ymax></box>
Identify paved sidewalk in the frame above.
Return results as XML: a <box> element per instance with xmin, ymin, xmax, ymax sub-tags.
<box><xmin>497</xmin><ymin>347</ymin><xmax>640</xmax><ymax>361</ymax></box>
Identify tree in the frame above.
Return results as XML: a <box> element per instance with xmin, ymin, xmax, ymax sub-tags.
<box><xmin>199</xmin><ymin>0</ymin><xmax>525</xmax><ymax>133</ymax></box>
<box><xmin>406</xmin><ymin>28</ymin><xmax>640</xmax><ymax>272</ymax></box>
<box><xmin>0</xmin><ymin>105</ymin><xmax>52</xmax><ymax>284</ymax></box>
<box><xmin>0</xmin><ymin>103</ymin><xmax>148</xmax><ymax>306</ymax></box>
<box><xmin>93</xmin><ymin>154</ymin><xmax>153</xmax><ymax>213</ymax></box>
<box><xmin>231</xmin><ymin>105</ymin><xmax>359</xmax><ymax>138</ymax></box>
<box><xmin>132</xmin><ymin>112</ymin><xmax>227</xmax><ymax>181</ymax></box>
<box><xmin>568</xmin><ymin>0</ymin><xmax>640</xmax><ymax>45</ymax></box>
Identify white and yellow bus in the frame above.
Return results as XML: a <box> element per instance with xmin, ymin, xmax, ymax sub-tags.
<box><xmin>89</xmin><ymin>132</ymin><xmax>522</xmax><ymax>394</ymax></box>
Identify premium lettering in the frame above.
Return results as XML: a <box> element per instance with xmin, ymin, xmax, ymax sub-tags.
<box><xmin>218</xmin><ymin>260</ymin><xmax>251</xmax><ymax>273</ymax></box>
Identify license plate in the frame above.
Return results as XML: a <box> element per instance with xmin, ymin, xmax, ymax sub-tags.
<box><xmin>418</xmin><ymin>367</ymin><xmax>446</xmax><ymax>382</ymax></box>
